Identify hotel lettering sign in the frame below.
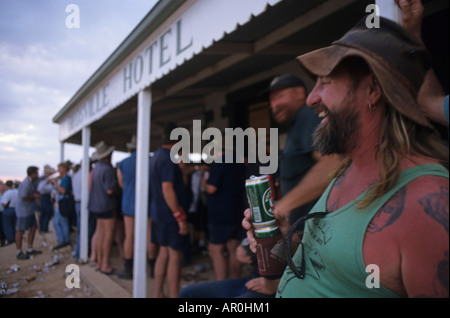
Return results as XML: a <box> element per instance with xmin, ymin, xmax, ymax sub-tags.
<box><xmin>63</xmin><ymin>18</ymin><xmax>192</xmax><ymax>138</ymax></box>
<box><xmin>123</xmin><ymin>19</ymin><xmax>193</xmax><ymax>94</ymax></box>
<box><xmin>59</xmin><ymin>0</ymin><xmax>281</xmax><ymax>141</ymax></box>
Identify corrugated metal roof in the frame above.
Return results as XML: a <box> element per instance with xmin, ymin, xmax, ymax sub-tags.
<box><xmin>56</xmin><ymin>0</ymin><xmax>376</xmax><ymax>150</ymax></box>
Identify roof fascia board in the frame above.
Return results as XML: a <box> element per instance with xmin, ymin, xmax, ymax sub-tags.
<box><xmin>53</xmin><ymin>0</ymin><xmax>186</xmax><ymax>123</ymax></box>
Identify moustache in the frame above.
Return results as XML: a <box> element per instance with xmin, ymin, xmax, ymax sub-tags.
<box><xmin>314</xmin><ymin>103</ymin><xmax>330</xmax><ymax>120</ymax></box>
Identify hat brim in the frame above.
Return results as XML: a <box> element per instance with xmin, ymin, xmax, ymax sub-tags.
<box><xmin>297</xmin><ymin>45</ymin><xmax>433</xmax><ymax>129</ymax></box>
<box><xmin>92</xmin><ymin>146</ymin><xmax>115</xmax><ymax>161</ymax></box>
<box><xmin>44</xmin><ymin>169</ymin><xmax>56</xmax><ymax>176</ymax></box>
<box><xmin>126</xmin><ymin>142</ymin><xmax>136</xmax><ymax>150</ymax></box>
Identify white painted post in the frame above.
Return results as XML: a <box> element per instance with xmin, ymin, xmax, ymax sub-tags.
<box><xmin>60</xmin><ymin>142</ymin><xmax>65</xmax><ymax>163</ymax></box>
<box><xmin>133</xmin><ymin>88</ymin><xmax>152</xmax><ymax>298</ymax></box>
<box><xmin>376</xmin><ymin>0</ymin><xmax>402</xmax><ymax>23</ymax></box>
<box><xmin>80</xmin><ymin>126</ymin><xmax>91</xmax><ymax>262</ymax></box>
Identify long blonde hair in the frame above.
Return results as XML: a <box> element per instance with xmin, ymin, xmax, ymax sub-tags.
<box><xmin>331</xmin><ymin>95</ymin><xmax>449</xmax><ymax>210</ymax></box>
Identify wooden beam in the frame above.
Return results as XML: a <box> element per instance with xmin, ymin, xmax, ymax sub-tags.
<box><xmin>153</xmin><ymin>104</ymin><xmax>204</xmax><ymax>123</ymax></box>
<box><xmin>202</xmin><ymin>42</ymin><xmax>253</xmax><ymax>55</ymax></box>
<box><xmin>101</xmin><ymin>122</ymin><xmax>137</xmax><ymax>134</ymax></box>
<box><xmin>257</xmin><ymin>44</ymin><xmax>323</xmax><ymax>55</ymax></box>
<box><xmin>161</xmin><ymin>0</ymin><xmax>357</xmax><ymax>98</ymax></box>
<box><xmin>253</xmin><ymin>0</ymin><xmax>356</xmax><ymax>52</ymax></box>
<box><xmin>155</xmin><ymin>97</ymin><xmax>204</xmax><ymax>110</ymax></box>
<box><xmin>164</xmin><ymin>53</ymin><xmax>249</xmax><ymax>96</ymax></box>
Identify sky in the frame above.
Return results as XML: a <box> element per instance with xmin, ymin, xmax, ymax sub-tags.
<box><xmin>0</xmin><ymin>0</ymin><xmax>159</xmax><ymax>181</ymax></box>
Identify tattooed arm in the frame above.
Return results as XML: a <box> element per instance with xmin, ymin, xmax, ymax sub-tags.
<box><xmin>364</xmin><ymin>175</ymin><xmax>448</xmax><ymax>298</ymax></box>
<box><xmin>400</xmin><ymin>177</ymin><xmax>449</xmax><ymax>298</ymax></box>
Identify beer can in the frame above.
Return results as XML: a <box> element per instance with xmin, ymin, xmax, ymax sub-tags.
<box><xmin>245</xmin><ymin>175</ymin><xmax>278</xmax><ymax>235</ymax></box>
<box><xmin>245</xmin><ymin>175</ymin><xmax>285</xmax><ymax>277</ymax></box>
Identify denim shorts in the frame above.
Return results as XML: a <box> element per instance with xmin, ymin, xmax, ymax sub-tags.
<box><xmin>16</xmin><ymin>215</ymin><xmax>37</xmax><ymax>231</ymax></box>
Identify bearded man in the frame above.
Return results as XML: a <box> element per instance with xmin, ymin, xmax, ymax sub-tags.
<box><xmin>244</xmin><ymin>16</ymin><xmax>449</xmax><ymax>298</ymax></box>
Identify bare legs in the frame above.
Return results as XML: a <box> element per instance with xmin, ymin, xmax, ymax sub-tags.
<box><xmin>95</xmin><ymin>217</ymin><xmax>116</xmax><ymax>272</ymax></box>
<box><xmin>15</xmin><ymin>227</ymin><xmax>37</xmax><ymax>252</ymax></box>
<box><xmin>123</xmin><ymin>216</ymin><xmax>134</xmax><ymax>260</ymax></box>
<box><xmin>153</xmin><ymin>246</ymin><xmax>182</xmax><ymax>298</ymax></box>
<box><xmin>208</xmin><ymin>239</ymin><xmax>242</xmax><ymax>280</ymax></box>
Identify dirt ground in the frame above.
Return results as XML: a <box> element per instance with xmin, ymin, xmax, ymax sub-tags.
<box><xmin>0</xmin><ymin>220</ymin><xmax>244</xmax><ymax>298</ymax></box>
<box><xmin>0</xmin><ymin>228</ymin><xmax>98</xmax><ymax>298</ymax></box>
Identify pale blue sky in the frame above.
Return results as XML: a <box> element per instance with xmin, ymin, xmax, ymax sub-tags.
<box><xmin>0</xmin><ymin>0</ymin><xmax>158</xmax><ymax>180</ymax></box>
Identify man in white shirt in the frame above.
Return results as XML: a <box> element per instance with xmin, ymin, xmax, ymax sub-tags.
<box><xmin>37</xmin><ymin>165</ymin><xmax>56</xmax><ymax>233</ymax></box>
<box><xmin>1</xmin><ymin>180</ymin><xmax>19</xmax><ymax>245</ymax></box>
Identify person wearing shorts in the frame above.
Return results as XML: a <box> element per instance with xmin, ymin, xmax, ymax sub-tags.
<box><xmin>88</xmin><ymin>141</ymin><xmax>118</xmax><ymax>275</ymax></box>
<box><xmin>116</xmin><ymin>136</ymin><xmax>155</xmax><ymax>280</ymax></box>
<box><xmin>149</xmin><ymin>123</ymin><xmax>189</xmax><ymax>298</ymax></box>
<box><xmin>203</xmin><ymin>152</ymin><xmax>247</xmax><ymax>281</ymax></box>
<box><xmin>15</xmin><ymin>166</ymin><xmax>42</xmax><ymax>260</ymax></box>
<box><xmin>151</xmin><ymin>221</ymin><xmax>184</xmax><ymax>251</ymax></box>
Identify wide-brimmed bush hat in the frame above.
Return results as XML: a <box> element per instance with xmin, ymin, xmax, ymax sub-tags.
<box><xmin>92</xmin><ymin>141</ymin><xmax>115</xmax><ymax>161</ymax></box>
<box><xmin>297</xmin><ymin>16</ymin><xmax>432</xmax><ymax>128</ymax></box>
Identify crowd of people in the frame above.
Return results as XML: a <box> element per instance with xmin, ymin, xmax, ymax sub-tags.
<box><xmin>0</xmin><ymin>162</ymin><xmax>82</xmax><ymax>259</ymax></box>
<box><xmin>1</xmin><ymin>0</ymin><xmax>448</xmax><ymax>298</ymax></box>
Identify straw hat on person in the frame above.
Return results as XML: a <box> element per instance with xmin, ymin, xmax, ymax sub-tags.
<box><xmin>91</xmin><ymin>141</ymin><xmax>115</xmax><ymax>161</ymax></box>
<box><xmin>296</xmin><ymin>16</ymin><xmax>433</xmax><ymax>129</ymax></box>
<box><xmin>126</xmin><ymin>135</ymin><xmax>137</xmax><ymax>151</ymax></box>
<box><xmin>43</xmin><ymin>165</ymin><xmax>56</xmax><ymax>176</ymax></box>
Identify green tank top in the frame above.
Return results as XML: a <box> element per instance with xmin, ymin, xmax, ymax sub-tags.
<box><xmin>277</xmin><ymin>163</ymin><xmax>449</xmax><ymax>298</ymax></box>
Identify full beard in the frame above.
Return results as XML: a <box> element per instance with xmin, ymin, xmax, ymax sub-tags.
<box><xmin>312</xmin><ymin>101</ymin><xmax>360</xmax><ymax>156</ymax></box>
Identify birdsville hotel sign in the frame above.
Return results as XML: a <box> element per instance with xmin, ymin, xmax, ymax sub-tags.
<box><xmin>59</xmin><ymin>0</ymin><xmax>282</xmax><ymax>141</ymax></box>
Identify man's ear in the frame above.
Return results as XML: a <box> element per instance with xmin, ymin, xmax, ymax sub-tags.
<box><xmin>368</xmin><ymin>73</ymin><xmax>382</xmax><ymax>105</ymax></box>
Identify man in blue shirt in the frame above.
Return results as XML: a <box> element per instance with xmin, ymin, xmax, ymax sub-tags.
<box><xmin>263</xmin><ymin>74</ymin><xmax>340</xmax><ymax>226</ymax></box>
<box><xmin>116</xmin><ymin>136</ymin><xmax>155</xmax><ymax>279</ymax></box>
<box><xmin>50</xmin><ymin>162</ymin><xmax>73</xmax><ymax>250</ymax></box>
<box><xmin>203</xmin><ymin>151</ymin><xmax>246</xmax><ymax>280</ymax></box>
<box><xmin>15</xmin><ymin>166</ymin><xmax>42</xmax><ymax>260</ymax></box>
<box><xmin>150</xmin><ymin>123</ymin><xmax>188</xmax><ymax>298</ymax></box>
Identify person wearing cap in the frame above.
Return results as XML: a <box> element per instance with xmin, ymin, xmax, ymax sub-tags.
<box><xmin>149</xmin><ymin>123</ymin><xmax>189</xmax><ymax>298</ymax></box>
<box><xmin>244</xmin><ymin>16</ymin><xmax>448</xmax><ymax>298</ymax></box>
<box><xmin>116</xmin><ymin>136</ymin><xmax>156</xmax><ymax>280</ymax></box>
<box><xmin>88</xmin><ymin>141</ymin><xmax>118</xmax><ymax>275</ymax></box>
<box><xmin>263</xmin><ymin>74</ymin><xmax>340</xmax><ymax>229</ymax></box>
